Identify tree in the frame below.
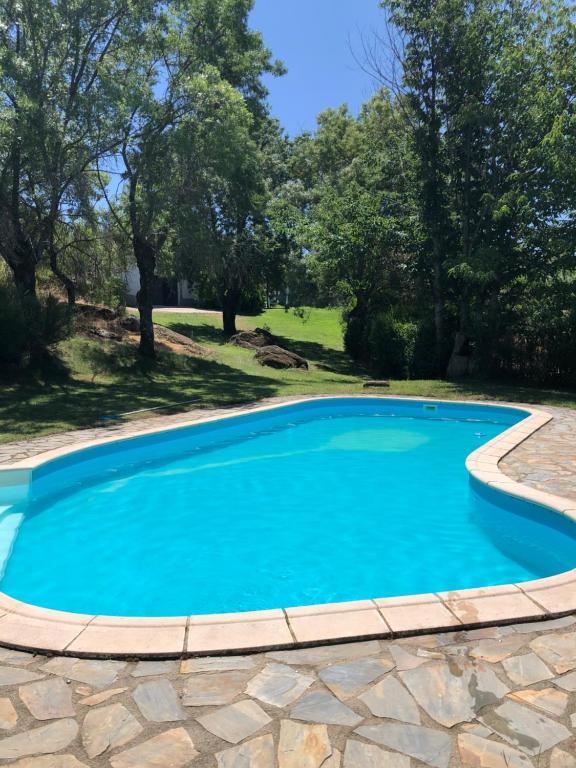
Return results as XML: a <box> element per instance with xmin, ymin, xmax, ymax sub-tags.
<box><xmin>0</xmin><ymin>0</ymin><xmax>147</xmax><ymax>304</ymax></box>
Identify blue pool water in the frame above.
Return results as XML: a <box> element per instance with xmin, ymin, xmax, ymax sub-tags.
<box><xmin>0</xmin><ymin>398</ymin><xmax>575</xmax><ymax>617</ymax></box>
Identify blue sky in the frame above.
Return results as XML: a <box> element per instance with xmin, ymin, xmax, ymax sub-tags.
<box><xmin>250</xmin><ymin>0</ymin><xmax>384</xmax><ymax>136</ymax></box>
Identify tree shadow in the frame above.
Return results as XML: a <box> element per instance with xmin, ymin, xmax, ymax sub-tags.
<box><xmin>441</xmin><ymin>378</ymin><xmax>576</xmax><ymax>407</ymax></box>
<box><xmin>0</xmin><ymin>343</ymin><xmax>278</xmax><ymax>441</ymax></box>
<box><xmin>169</xmin><ymin>322</ymin><xmax>226</xmax><ymax>346</ymax></box>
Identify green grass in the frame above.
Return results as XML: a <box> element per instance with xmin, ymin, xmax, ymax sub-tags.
<box><xmin>1</xmin><ymin>306</ymin><xmax>575</xmax><ymax>444</ymax></box>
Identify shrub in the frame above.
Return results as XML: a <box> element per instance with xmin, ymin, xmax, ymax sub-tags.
<box><xmin>368</xmin><ymin>312</ymin><xmax>418</xmax><ymax>379</ymax></box>
<box><xmin>0</xmin><ymin>279</ymin><xmax>72</xmax><ymax>369</ymax></box>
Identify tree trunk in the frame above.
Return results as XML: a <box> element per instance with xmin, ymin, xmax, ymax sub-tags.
<box><xmin>134</xmin><ymin>237</ymin><xmax>156</xmax><ymax>358</ymax></box>
<box><xmin>431</xmin><ymin>245</ymin><xmax>445</xmax><ymax>366</ymax></box>
<box><xmin>7</xmin><ymin>235</ymin><xmax>38</xmax><ymax>302</ymax></box>
<box><xmin>221</xmin><ymin>287</ymin><xmax>240</xmax><ymax>336</ymax></box>
<box><xmin>49</xmin><ymin>245</ymin><xmax>76</xmax><ymax>306</ymax></box>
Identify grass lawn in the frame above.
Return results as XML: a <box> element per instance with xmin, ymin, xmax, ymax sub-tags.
<box><xmin>1</xmin><ymin>306</ymin><xmax>575</xmax><ymax>444</ymax></box>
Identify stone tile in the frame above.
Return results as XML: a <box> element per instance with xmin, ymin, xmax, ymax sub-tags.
<box><xmin>197</xmin><ymin>700</ymin><xmax>272</xmax><ymax>744</ymax></box>
<box><xmin>460</xmin><ymin>723</ymin><xmax>493</xmax><ymax>738</ymax></box>
<box><xmin>0</xmin><ymin>648</ymin><xmax>36</xmax><ymax>666</ymax></box>
<box><xmin>479</xmin><ymin>700</ymin><xmax>571</xmax><ymax>756</ymax></box>
<box><xmin>0</xmin><ymin>614</ymin><xmax>89</xmax><ymax>653</ymax></box>
<box><xmin>444</xmin><ymin>590</ymin><xmax>545</xmax><ymax>625</ymax></box>
<box><xmin>19</xmin><ymin>677</ymin><xmax>75</xmax><ymax>720</ymax></box>
<box><xmin>343</xmin><ymin>739</ymin><xmax>410</xmax><ymax>768</ymax></box>
<box><xmin>550</xmin><ymin>748</ymin><xmax>576</xmax><ymax>768</ymax></box>
<box><xmin>529</xmin><ymin>632</ymin><xmax>576</xmax><ymax>674</ymax></box>
<box><xmin>290</xmin><ymin>691</ymin><xmax>362</xmax><ymax>726</ymax></box>
<box><xmin>355</xmin><ymin>723</ymin><xmax>452</xmax><ymax>768</ymax></box>
<box><xmin>468</xmin><ymin>635</ymin><xmax>527</xmax><ymax>662</ymax></box>
<box><xmin>375</xmin><ymin>595</ymin><xmax>460</xmax><ymax>633</ymax></box>
<box><xmin>502</xmin><ymin>652</ymin><xmax>554</xmax><ymax>685</ymax></box>
<box><xmin>0</xmin><ymin>719</ymin><xmax>78</xmax><ymax>760</ymax></box>
<box><xmin>79</xmin><ymin>687</ymin><xmax>128</xmax><ymax>707</ymax></box>
<box><xmin>132</xmin><ymin>679</ymin><xmax>186</xmax><ymax>722</ymax></box>
<box><xmin>511</xmin><ymin>616</ymin><xmax>575</xmax><ymax>634</ymax></box>
<box><xmin>389</xmin><ymin>645</ymin><xmax>429</xmax><ymax>670</ymax></box>
<box><xmin>109</xmin><ymin>727</ymin><xmax>198</xmax><ymax>768</ymax></box>
<box><xmin>81</xmin><ymin>702</ymin><xmax>143</xmax><ymax>758</ymax></box>
<box><xmin>553</xmin><ymin>671</ymin><xmax>576</xmax><ymax>691</ymax></box>
<box><xmin>246</xmin><ymin>663</ymin><xmax>314</xmax><ymax>707</ymax></box>
<box><xmin>286</xmin><ymin>602</ymin><xmax>388</xmax><ymax>644</ymax></box>
<box><xmin>520</xmin><ymin>580</ymin><xmax>576</xmax><ymax>614</ymax></box>
<box><xmin>7</xmin><ymin>758</ymin><xmax>88</xmax><ymax>768</ymax></box>
<box><xmin>278</xmin><ymin>720</ymin><xmax>332</xmax><ymax>768</ymax></box>
<box><xmin>131</xmin><ymin>661</ymin><xmax>177</xmax><ymax>677</ymax></box>
<box><xmin>187</xmin><ymin>610</ymin><xmax>292</xmax><ymax>654</ymax></box>
<box><xmin>457</xmin><ymin>732</ymin><xmax>533</xmax><ymax>768</ymax></box>
<box><xmin>216</xmin><ymin>734</ymin><xmax>275</xmax><ymax>768</ymax></box>
<box><xmin>266</xmin><ymin>641</ymin><xmax>381</xmax><ymax>665</ymax></box>
<box><xmin>507</xmin><ymin>687</ymin><xmax>569</xmax><ymax>717</ymax></box>
<box><xmin>0</xmin><ymin>666</ymin><xmax>44</xmax><ymax>686</ymax></box>
<box><xmin>318</xmin><ymin>658</ymin><xmax>391</xmax><ymax>700</ymax></box>
<box><xmin>181</xmin><ymin>656</ymin><xmax>256</xmax><ymax>673</ymax></box>
<box><xmin>40</xmin><ymin>658</ymin><xmax>126</xmax><ymax>689</ymax></box>
<box><xmin>68</xmin><ymin>623</ymin><xmax>185</xmax><ymax>656</ymax></box>
<box><xmin>400</xmin><ymin>658</ymin><xmax>509</xmax><ymax>727</ymax></box>
<box><xmin>0</xmin><ymin>697</ymin><xmax>18</xmax><ymax>730</ymax></box>
<box><xmin>358</xmin><ymin>675</ymin><xmax>421</xmax><ymax>724</ymax></box>
<box><xmin>183</xmin><ymin>671</ymin><xmax>249</xmax><ymax>706</ymax></box>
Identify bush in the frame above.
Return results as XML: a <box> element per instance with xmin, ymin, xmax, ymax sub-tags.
<box><xmin>368</xmin><ymin>312</ymin><xmax>418</xmax><ymax>379</ymax></box>
<box><xmin>0</xmin><ymin>279</ymin><xmax>72</xmax><ymax>369</ymax></box>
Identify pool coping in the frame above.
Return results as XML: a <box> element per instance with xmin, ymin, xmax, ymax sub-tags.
<box><xmin>0</xmin><ymin>395</ymin><xmax>574</xmax><ymax>659</ymax></box>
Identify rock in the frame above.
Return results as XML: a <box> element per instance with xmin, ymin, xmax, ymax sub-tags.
<box><xmin>197</xmin><ymin>700</ymin><xmax>272</xmax><ymax>744</ymax></box>
<box><xmin>91</xmin><ymin>327</ymin><xmax>121</xmax><ymax>340</ymax></box>
<box><xmin>343</xmin><ymin>739</ymin><xmax>410</xmax><ymax>768</ymax></box>
<box><xmin>119</xmin><ymin>315</ymin><xmax>140</xmax><ymax>332</ymax></box>
<box><xmin>266</xmin><ymin>641</ymin><xmax>381</xmax><ymax>666</ymax></box>
<box><xmin>40</xmin><ymin>658</ymin><xmax>125</xmax><ymax>689</ymax></box>
<box><xmin>479</xmin><ymin>700</ymin><xmax>571</xmax><ymax>756</ymax></box>
<box><xmin>400</xmin><ymin>658</ymin><xmax>509</xmax><ymax>727</ymax></box>
<box><xmin>507</xmin><ymin>687</ymin><xmax>569</xmax><ymax>717</ymax></box>
<box><xmin>181</xmin><ymin>656</ymin><xmax>256</xmax><ymax>674</ymax></box>
<box><xmin>290</xmin><ymin>691</ymin><xmax>362</xmax><ymax>726</ymax></box>
<box><xmin>7</xmin><ymin>758</ymin><xmax>88</xmax><ymax>768</ymax></box>
<box><xmin>132</xmin><ymin>679</ymin><xmax>186</xmax><ymax>722</ymax></box>
<box><xmin>110</xmin><ymin>727</ymin><xmax>198</xmax><ymax>768</ymax></box>
<box><xmin>82</xmin><ymin>702</ymin><xmax>143</xmax><ymax>758</ymax></box>
<box><xmin>362</xmin><ymin>381</ymin><xmax>391</xmax><ymax>388</ymax></box>
<box><xmin>0</xmin><ymin>666</ymin><xmax>44</xmax><ymax>686</ymax></box>
<box><xmin>358</xmin><ymin>676</ymin><xmax>421</xmax><ymax>724</ymax></box>
<box><xmin>216</xmin><ymin>734</ymin><xmax>275</xmax><ymax>768</ymax></box>
<box><xmin>511</xmin><ymin>616</ymin><xmax>575</xmax><ymax>634</ymax></box>
<box><xmin>19</xmin><ymin>678</ymin><xmax>75</xmax><ymax>720</ymax></box>
<box><xmin>502</xmin><ymin>652</ymin><xmax>553</xmax><ymax>685</ymax></box>
<box><xmin>278</xmin><ymin>720</ymin><xmax>332</xmax><ymax>768</ymax></box>
<box><xmin>318</xmin><ymin>659</ymin><xmax>390</xmax><ymax>700</ymax></box>
<box><xmin>182</xmin><ymin>671</ymin><xmax>249</xmax><ymax>706</ymax></box>
<box><xmin>0</xmin><ymin>719</ymin><xmax>78</xmax><ymax>760</ymax></box>
<box><xmin>355</xmin><ymin>723</ymin><xmax>452</xmax><ymax>768</ymax></box>
<box><xmin>254</xmin><ymin>345</ymin><xmax>308</xmax><ymax>370</ymax></box>
<box><xmin>79</xmin><ymin>687</ymin><xmax>128</xmax><ymax>707</ymax></box>
<box><xmin>458</xmin><ymin>733</ymin><xmax>534</xmax><ymax>768</ymax></box>
<box><xmin>529</xmin><ymin>632</ymin><xmax>576</xmax><ymax>674</ymax></box>
<box><xmin>0</xmin><ymin>698</ymin><xmax>18</xmax><ymax>730</ymax></box>
<box><xmin>131</xmin><ymin>661</ymin><xmax>177</xmax><ymax>678</ymax></box>
<box><xmin>229</xmin><ymin>328</ymin><xmax>276</xmax><ymax>349</ymax></box>
<box><xmin>246</xmin><ymin>663</ymin><xmax>314</xmax><ymax>707</ymax></box>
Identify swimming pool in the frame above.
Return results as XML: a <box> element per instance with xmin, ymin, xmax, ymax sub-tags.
<box><xmin>0</xmin><ymin>397</ymin><xmax>575</xmax><ymax>619</ymax></box>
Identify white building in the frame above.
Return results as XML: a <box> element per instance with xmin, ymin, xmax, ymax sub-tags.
<box><xmin>124</xmin><ymin>267</ymin><xmax>198</xmax><ymax>308</ymax></box>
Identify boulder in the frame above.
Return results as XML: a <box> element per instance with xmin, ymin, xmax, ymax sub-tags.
<box><xmin>254</xmin><ymin>345</ymin><xmax>308</xmax><ymax>370</ymax></box>
<box><xmin>229</xmin><ymin>328</ymin><xmax>276</xmax><ymax>349</ymax></box>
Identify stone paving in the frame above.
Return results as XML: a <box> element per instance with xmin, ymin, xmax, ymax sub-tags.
<box><xmin>0</xmin><ymin>397</ymin><xmax>575</xmax><ymax>765</ymax></box>
<box><xmin>0</xmin><ymin>620</ymin><xmax>574</xmax><ymax>766</ymax></box>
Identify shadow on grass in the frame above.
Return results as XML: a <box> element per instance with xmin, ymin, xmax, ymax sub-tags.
<box><xmin>434</xmin><ymin>378</ymin><xmax>576</xmax><ymax>407</ymax></box>
<box><xmin>169</xmin><ymin>322</ymin><xmax>227</xmax><ymax>347</ymax></box>
<box><xmin>0</xmin><ymin>342</ymin><xmax>278</xmax><ymax>441</ymax></box>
